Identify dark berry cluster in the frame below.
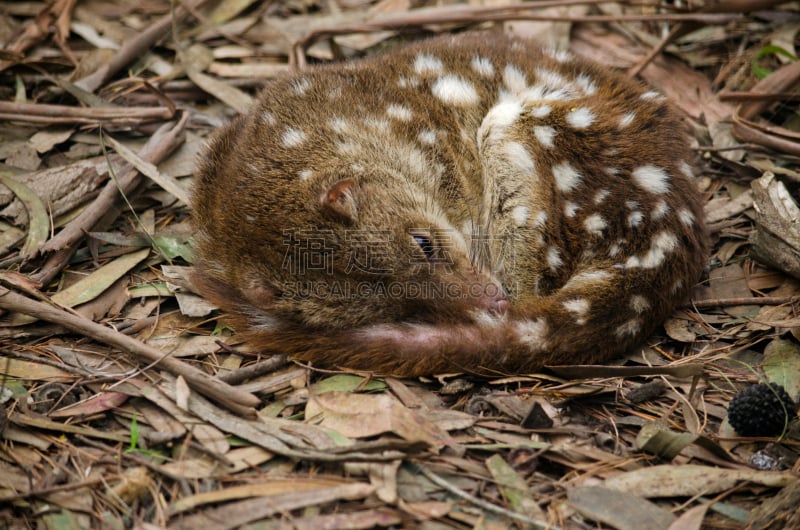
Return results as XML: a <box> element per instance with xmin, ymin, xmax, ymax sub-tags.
<box><xmin>728</xmin><ymin>383</ymin><xmax>797</xmax><ymax>437</ymax></box>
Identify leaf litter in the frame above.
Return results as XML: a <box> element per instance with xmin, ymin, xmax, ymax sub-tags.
<box><xmin>0</xmin><ymin>1</ymin><xmax>799</xmax><ymax>528</ymax></box>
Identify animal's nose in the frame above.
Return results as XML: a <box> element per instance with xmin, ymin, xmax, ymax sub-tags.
<box><xmin>489</xmin><ymin>297</ymin><xmax>509</xmax><ymax>315</ymax></box>
<box><xmin>490</xmin><ymin>296</ymin><xmax>509</xmax><ymax>316</ymax></box>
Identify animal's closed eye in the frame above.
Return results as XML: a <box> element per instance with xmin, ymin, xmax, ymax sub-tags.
<box><xmin>411</xmin><ymin>233</ymin><xmax>436</xmax><ymax>262</ymax></box>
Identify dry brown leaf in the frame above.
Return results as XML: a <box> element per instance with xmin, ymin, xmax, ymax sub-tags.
<box><xmin>606</xmin><ymin>465</ymin><xmax>797</xmax><ymax>497</ymax></box>
<box><xmin>708</xmin><ymin>263</ymin><xmax>758</xmax><ymax>317</ymax></box>
<box><xmin>305</xmin><ymin>391</ymin><xmax>451</xmax><ymax>447</ymax></box>
<box><xmin>568</xmin><ymin>486</ymin><xmax>676</xmax><ymax>530</ymax></box>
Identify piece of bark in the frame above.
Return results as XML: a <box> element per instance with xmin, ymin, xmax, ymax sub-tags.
<box><xmin>750</xmin><ymin>172</ymin><xmax>800</xmax><ymax>280</ymax></box>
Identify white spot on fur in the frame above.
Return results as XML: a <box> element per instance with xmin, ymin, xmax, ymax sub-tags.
<box><xmin>628</xmin><ymin>210</ymin><xmax>644</xmax><ymax>228</ymax></box>
<box><xmin>619</xmin><ymin>112</ymin><xmax>636</xmax><ymax>128</ymax></box>
<box><xmin>625</xmin><ymin>231</ymin><xmax>678</xmax><ymax>269</ymax></box>
<box><xmin>679</xmin><ymin>161</ymin><xmax>694</xmax><ymax>179</ymax></box>
<box><xmin>563</xmin><ymin>298</ymin><xmax>590</xmax><ymax>325</ymax></box>
<box><xmin>575</xmin><ymin>74</ymin><xmax>597</xmax><ymax>95</ymax></box>
<box><xmin>471</xmin><ymin>56</ymin><xmax>495</xmax><ymax>77</ymax></box>
<box><xmin>386</xmin><ymin>104</ymin><xmax>413</xmax><ymax>122</ymax></box>
<box><xmin>470</xmin><ymin>310</ymin><xmax>506</xmax><ymax>328</ymax></box>
<box><xmin>281</xmin><ymin>127</ymin><xmax>307</xmax><ymax>147</ymax></box>
<box><xmin>584</xmin><ymin>213</ymin><xmax>607</xmax><ymax>235</ymax></box>
<box><xmin>432</xmin><ymin>75</ymin><xmax>480</xmax><ymax>106</ymax></box>
<box><xmin>503</xmin><ymin>64</ymin><xmax>527</xmax><ymax>93</ymax></box>
<box><xmin>553</xmin><ymin>162</ymin><xmax>582</xmax><ymax>192</ymax></box>
<box><xmin>329</xmin><ymin>117</ymin><xmax>349</xmax><ymax>134</ymax></box>
<box><xmin>504</xmin><ymin>142</ymin><xmax>535</xmax><ymax>174</ymax></box>
<box><xmin>417</xmin><ymin>129</ymin><xmax>437</xmax><ymax>145</ymax></box>
<box><xmin>414</xmin><ymin>53</ymin><xmax>444</xmax><ymax>74</ymax></box>
<box><xmin>291</xmin><ymin>78</ymin><xmax>311</xmax><ymax>95</ymax></box>
<box><xmin>626</xmin><ymin>200</ymin><xmax>640</xmax><ymax>210</ymax></box>
<box><xmin>547</xmin><ymin>247</ymin><xmax>562</xmax><ymax>270</ymax></box>
<box><xmin>534</xmin><ymin>126</ymin><xmax>556</xmax><ymax>147</ymax></box>
<box><xmin>351</xmin><ymin>163</ymin><xmax>364</xmax><ymax>172</ymax></box>
<box><xmin>397</xmin><ymin>145</ymin><xmax>430</xmax><ymax>177</ymax></box>
<box><xmin>511</xmin><ymin>205</ymin><xmax>530</xmax><ymax>226</ymax></box>
<box><xmin>652</xmin><ymin>200</ymin><xmax>669</xmax><ymax>220</ymax></box>
<box><xmin>608</xmin><ymin>242</ymin><xmax>621</xmax><ymax>257</ymax></box>
<box><xmin>640</xmin><ymin>90</ymin><xmax>665</xmax><ymax>102</ymax></box>
<box><xmin>615</xmin><ymin>319</ymin><xmax>641</xmax><ymax>337</ymax></box>
<box><xmin>563</xmin><ymin>298</ymin><xmax>589</xmax><ymax>314</ymax></box>
<box><xmin>521</xmin><ymin>84</ymin><xmax>574</xmax><ymax>102</ymax></box>
<box><xmin>545</xmin><ymin>48</ymin><xmax>572</xmax><ymax>62</ymax></box>
<box><xmin>397</xmin><ymin>76</ymin><xmax>420</xmax><ymax>88</ymax></box>
<box><xmin>336</xmin><ymin>141</ymin><xmax>360</xmax><ymax>155</ymax></box>
<box><xmin>247</xmin><ymin>310</ymin><xmax>284</xmax><ymax>331</ymax></box>
<box><xmin>364</xmin><ymin>117</ymin><xmax>390</xmax><ymax>131</ymax></box>
<box><xmin>484</xmin><ymin>101</ymin><xmax>522</xmax><ymax>131</ymax></box>
<box><xmin>630</xmin><ymin>295</ymin><xmax>651</xmax><ymax>314</ymax></box>
<box><xmin>594</xmin><ymin>189</ymin><xmax>610</xmax><ymax>204</ymax></box>
<box><xmin>632</xmin><ymin>165</ymin><xmax>670</xmax><ymax>194</ymax></box>
<box><xmin>605</xmin><ymin>167</ymin><xmax>620</xmax><ymax>177</ymax></box>
<box><xmin>261</xmin><ymin>112</ymin><xmax>276</xmax><ymax>126</ymax></box>
<box><xmin>535</xmin><ymin>67</ymin><xmax>568</xmax><ymax>89</ymax></box>
<box><xmin>566</xmin><ymin>107</ymin><xmax>595</xmax><ymax>129</ymax></box>
<box><xmin>678</xmin><ymin>207</ymin><xmax>695</xmax><ymax>226</ymax></box>
<box><xmin>514</xmin><ymin>319</ymin><xmax>549</xmax><ymax>349</ymax></box>
<box><xmin>534</xmin><ymin>210</ymin><xmax>548</xmax><ymax>227</ymax></box>
<box><xmin>564</xmin><ymin>201</ymin><xmax>579</xmax><ymax>217</ymax></box>
<box><xmin>530</xmin><ymin>105</ymin><xmax>552</xmax><ymax>118</ymax></box>
<box><xmin>564</xmin><ymin>269</ymin><xmax>613</xmax><ymax>289</ymax></box>
<box><xmin>298</xmin><ymin>169</ymin><xmax>313</xmax><ymax>180</ymax></box>
<box><xmin>479</xmin><ymin>101</ymin><xmax>523</xmax><ymax>147</ymax></box>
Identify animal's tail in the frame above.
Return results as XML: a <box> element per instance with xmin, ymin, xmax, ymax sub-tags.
<box><xmin>241</xmin><ymin>268</ymin><xmax>695</xmax><ymax>376</ymax></box>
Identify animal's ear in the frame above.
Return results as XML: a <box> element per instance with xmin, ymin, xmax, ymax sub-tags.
<box><xmin>319</xmin><ymin>178</ymin><xmax>358</xmax><ymax>223</ymax></box>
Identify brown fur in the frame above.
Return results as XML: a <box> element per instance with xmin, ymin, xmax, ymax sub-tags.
<box><xmin>191</xmin><ymin>33</ymin><xmax>709</xmax><ymax>376</ymax></box>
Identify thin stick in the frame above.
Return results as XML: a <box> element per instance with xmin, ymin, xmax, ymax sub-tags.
<box><xmin>74</xmin><ymin>0</ymin><xmax>210</xmax><ymax>92</ymax></box>
<box><xmin>0</xmin><ymin>286</ymin><xmax>260</xmax><ymax>413</ymax></box>
<box><xmin>0</xmin><ymin>101</ymin><xmax>174</xmax><ymax>121</ymax></box>
<box><xmin>407</xmin><ymin>461</ymin><xmax>556</xmax><ymax>528</ymax></box>
<box><xmin>685</xmin><ymin>296</ymin><xmax>799</xmax><ymax>309</ymax></box>
<box><xmin>31</xmin><ymin>113</ymin><xmax>188</xmax><ymax>286</ymax></box>
<box><xmin>628</xmin><ymin>23</ymin><xmax>684</xmax><ymax>77</ymax></box>
<box><xmin>217</xmin><ymin>354</ymin><xmax>289</xmax><ymax>385</ymax></box>
<box><xmin>291</xmin><ymin>6</ymin><xmax>741</xmax><ymax>67</ymax></box>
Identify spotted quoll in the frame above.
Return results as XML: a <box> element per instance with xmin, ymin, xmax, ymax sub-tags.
<box><xmin>192</xmin><ymin>32</ymin><xmax>709</xmax><ymax>376</ymax></box>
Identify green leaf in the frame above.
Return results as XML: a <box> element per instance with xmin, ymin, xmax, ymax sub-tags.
<box><xmin>152</xmin><ymin>235</ymin><xmax>194</xmax><ymax>262</ymax></box>
<box><xmin>637</xmin><ymin>421</ymin><xmax>733</xmax><ymax>461</ymax></box>
<box><xmin>0</xmin><ymin>173</ymin><xmax>49</xmax><ymax>259</ymax></box>
<box><xmin>312</xmin><ymin>374</ymin><xmax>387</xmax><ymax>394</ymax></box>
<box><xmin>752</xmin><ymin>45</ymin><xmax>798</xmax><ymax>79</ymax></box>
<box><xmin>127</xmin><ymin>413</ymin><xmax>139</xmax><ymax>453</ymax></box>
<box><xmin>486</xmin><ymin>454</ymin><xmax>544</xmax><ymax>519</ymax></box>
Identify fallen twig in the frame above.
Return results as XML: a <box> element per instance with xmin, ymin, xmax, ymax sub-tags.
<box><xmin>75</xmin><ymin>0</ymin><xmax>210</xmax><ymax>92</ymax></box>
<box><xmin>31</xmin><ymin>112</ymin><xmax>188</xmax><ymax>286</ymax></box>
<box><xmin>0</xmin><ymin>101</ymin><xmax>174</xmax><ymax>126</ymax></box>
<box><xmin>0</xmin><ymin>286</ymin><xmax>260</xmax><ymax>414</ymax></box>
<box><xmin>291</xmin><ymin>3</ymin><xmax>741</xmax><ymax>68</ymax></box>
<box><xmin>686</xmin><ymin>296</ymin><xmax>800</xmax><ymax>309</ymax></box>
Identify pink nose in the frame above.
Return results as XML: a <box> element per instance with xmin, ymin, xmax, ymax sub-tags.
<box><xmin>490</xmin><ymin>297</ymin><xmax>509</xmax><ymax>316</ymax></box>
